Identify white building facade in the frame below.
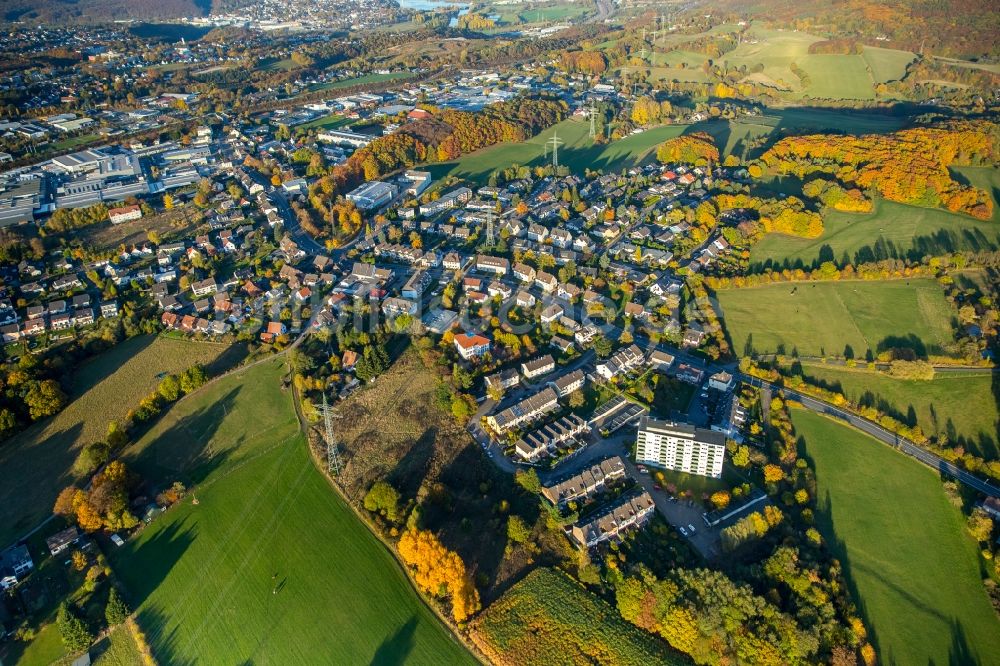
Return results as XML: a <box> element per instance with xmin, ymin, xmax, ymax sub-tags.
<box><xmin>635</xmin><ymin>417</ymin><xmax>726</xmax><ymax>478</ymax></box>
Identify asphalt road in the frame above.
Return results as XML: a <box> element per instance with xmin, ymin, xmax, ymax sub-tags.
<box><xmin>743</xmin><ymin>375</ymin><xmax>1000</xmax><ymax>499</ymax></box>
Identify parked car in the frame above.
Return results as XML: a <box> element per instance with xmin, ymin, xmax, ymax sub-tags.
<box><xmin>679</xmin><ymin>526</ymin><xmax>688</xmax><ymax>537</ymax></box>
<box><xmin>687</xmin><ymin>524</ymin><xmax>696</xmax><ymax>533</ymax></box>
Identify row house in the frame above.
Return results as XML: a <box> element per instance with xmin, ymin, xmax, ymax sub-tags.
<box><xmin>595</xmin><ymin>344</ymin><xmax>645</xmax><ymax>381</ymax></box>
<box><xmin>569</xmin><ymin>491</ymin><xmax>655</xmax><ymax>548</ymax></box>
<box><xmin>486</xmin><ymin>387</ymin><xmax>558</xmax><ymax>434</ymax></box>
<box><xmin>541</xmin><ymin>456</ymin><xmax>627</xmax><ymax>506</ymax></box>
<box><xmin>514</xmin><ymin>413</ymin><xmax>590</xmax><ymax>462</ymax></box>
<box><xmin>520</xmin><ymin>354</ymin><xmax>555</xmax><ymax>380</ymax></box>
<box><xmin>485</xmin><ymin>368</ymin><xmax>520</xmax><ymax>394</ymax></box>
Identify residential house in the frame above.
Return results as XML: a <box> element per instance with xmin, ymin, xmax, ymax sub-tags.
<box><xmin>486</xmin><ymin>387</ymin><xmax>559</xmax><ymax>434</ymax></box>
<box><xmin>534</xmin><ymin>271</ymin><xmax>557</xmax><ymax>293</ymax></box>
<box><xmin>548</xmin><ymin>369</ymin><xmax>585</xmax><ymax>397</ymax></box>
<box><xmin>454</xmin><ymin>332</ymin><xmax>490</xmax><ymax>360</ymax></box>
<box><xmin>512</xmin><ymin>263</ymin><xmax>536</xmax><ymax>283</ymax></box>
<box><xmin>540</xmin><ymin>303</ymin><xmax>564</xmax><ymax>324</ymax></box>
<box><xmin>476</xmin><ymin>255</ymin><xmax>509</xmax><ymax>276</ymax></box>
<box><xmin>541</xmin><ymin>456</ymin><xmax>626</xmax><ymax>505</ymax></box>
<box><xmin>521</xmin><ymin>354</ymin><xmax>555</xmax><ymax>380</ymax></box>
<box><xmin>595</xmin><ymin>344</ymin><xmax>644</xmax><ymax>380</ymax></box>
<box><xmin>485</xmin><ymin>368</ymin><xmax>520</xmax><ymax>394</ymax></box>
<box><xmin>46</xmin><ymin>526</ymin><xmax>80</xmax><ymax>556</ymax></box>
<box><xmin>514</xmin><ymin>414</ymin><xmax>590</xmax><ymax>462</ymax></box>
<box><xmin>569</xmin><ymin>491</ymin><xmax>655</xmax><ymax>548</ymax></box>
<box><xmin>515</xmin><ymin>291</ymin><xmax>536</xmax><ymax>308</ymax></box>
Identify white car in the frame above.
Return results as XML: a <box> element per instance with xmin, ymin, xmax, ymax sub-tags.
<box><xmin>679</xmin><ymin>526</ymin><xmax>688</xmax><ymax>537</ymax></box>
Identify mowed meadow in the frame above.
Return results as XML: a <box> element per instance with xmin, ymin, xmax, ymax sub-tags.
<box><xmin>0</xmin><ymin>335</ymin><xmax>233</xmax><ymax>546</ymax></box>
<box><xmin>715</xmin><ymin>278</ymin><xmax>955</xmax><ymax>359</ymax></box>
<box><xmin>112</xmin><ymin>359</ymin><xmax>474</xmax><ymax>665</ymax></box>
<box><xmin>793</xmin><ymin>410</ymin><xmax>1000</xmax><ymax>665</ymax></box>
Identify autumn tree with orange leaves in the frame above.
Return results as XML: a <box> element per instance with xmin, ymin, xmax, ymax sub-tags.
<box><xmin>397</xmin><ymin>528</ymin><xmax>481</xmax><ymax>623</ymax></box>
<box><xmin>759</xmin><ymin>122</ymin><xmax>997</xmax><ymax>219</ymax></box>
<box><xmin>54</xmin><ymin>461</ymin><xmax>138</xmax><ymax>532</ymax></box>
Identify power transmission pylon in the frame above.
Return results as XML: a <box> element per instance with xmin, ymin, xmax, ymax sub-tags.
<box><xmin>320</xmin><ymin>393</ymin><xmax>343</xmax><ymax>476</ymax></box>
<box><xmin>545</xmin><ymin>132</ymin><xmax>564</xmax><ymax>169</ymax></box>
<box><xmin>588</xmin><ymin>103</ymin><xmax>598</xmax><ymax>138</ymax></box>
<box><xmin>485</xmin><ymin>207</ymin><xmax>495</xmax><ymax>245</ymax></box>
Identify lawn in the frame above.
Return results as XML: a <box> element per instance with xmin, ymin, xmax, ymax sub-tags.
<box><xmin>470</xmin><ymin>567</ymin><xmax>684</xmax><ymax>665</ymax></box>
<box><xmin>792</xmin><ymin>409</ymin><xmax>1000</xmax><ymax>665</ymax></box>
<box><xmin>111</xmin><ymin>359</ymin><xmax>475</xmax><ymax>665</ymax></box>
<box><xmin>751</xmin><ymin>195</ymin><xmax>1000</xmax><ymax>268</ymax></box>
<box><xmin>792</xmin><ymin>362</ymin><xmax>999</xmax><ymax>460</ymax></box>
<box><xmin>429</xmin><ymin>118</ymin><xmax>686</xmax><ymax>184</ymax></box>
<box><xmin>308</xmin><ymin>71</ymin><xmax>414</xmax><ymax>93</ymax></box>
<box><xmin>0</xmin><ymin>335</ymin><xmax>232</xmax><ymax>547</ymax></box>
<box><xmin>716</xmin><ymin>278</ymin><xmax>956</xmax><ymax>358</ymax></box>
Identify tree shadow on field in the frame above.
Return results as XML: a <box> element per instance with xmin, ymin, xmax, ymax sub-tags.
<box><xmin>68</xmin><ymin>334</ymin><xmax>156</xmax><ymax>397</ymax></box>
<box><xmin>127</xmin><ymin>387</ymin><xmax>242</xmax><ymax>488</ymax></box>
<box><xmin>875</xmin><ymin>334</ymin><xmax>933</xmax><ymax>359</ymax></box>
<box><xmin>0</xmin><ymin>420</ymin><xmax>83</xmax><ymax>542</ymax></box>
<box><xmin>388</xmin><ymin>427</ymin><xmax>437</xmax><ymax>499</ymax></box>
<box><xmin>368</xmin><ymin>616</ymin><xmax>418</xmax><ymax>666</ymax></box>
<box><xmin>116</xmin><ymin>518</ymin><xmax>197</xmax><ymax>607</ymax></box>
<box><xmin>133</xmin><ymin>604</ymin><xmax>197</xmax><ymax>666</ymax></box>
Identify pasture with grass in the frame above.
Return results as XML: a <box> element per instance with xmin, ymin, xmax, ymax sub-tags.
<box><xmin>0</xmin><ymin>335</ymin><xmax>233</xmax><ymax>547</ymax></box>
<box><xmin>112</xmin><ymin>359</ymin><xmax>475</xmax><ymax>665</ymax></box>
<box><xmin>791</xmin><ymin>362</ymin><xmax>999</xmax><ymax>460</ymax></box>
<box><xmin>793</xmin><ymin>409</ymin><xmax>1000</xmax><ymax>665</ymax></box>
<box><xmin>716</xmin><ymin>278</ymin><xmax>956</xmax><ymax>359</ymax></box>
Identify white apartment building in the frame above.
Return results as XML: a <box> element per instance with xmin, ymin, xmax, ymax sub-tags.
<box><xmin>635</xmin><ymin>417</ymin><xmax>726</xmax><ymax>478</ymax></box>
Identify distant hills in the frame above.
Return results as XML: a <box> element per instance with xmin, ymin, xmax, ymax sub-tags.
<box><xmin>705</xmin><ymin>0</ymin><xmax>1000</xmax><ymax>58</ymax></box>
<box><xmin>2</xmin><ymin>0</ymin><xmax>250</xmax><ymax>24</ymax></box>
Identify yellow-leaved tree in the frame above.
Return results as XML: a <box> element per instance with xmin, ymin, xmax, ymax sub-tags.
<box><xmin>397</xmin><ymin>529</ymin><xmax>481</xmax><ymax>622</ymax></box>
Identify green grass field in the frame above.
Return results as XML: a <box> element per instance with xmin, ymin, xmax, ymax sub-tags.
<box><xmin>795</xmin><ymin>362</ymin><xmax>999</xmax><ymax>459</ymax></box>
<box><xmin>112</xmin><ymin>359</ymin><xmax>474</xmax><ymax>665</ymax></box>
<box><xmin>792</xmin><ymin>409</ymin><xmax>1000</xmax><ymax>665</ymax></box>
<box><xmin>751</xmin><ymin>195</ymin><xmax>1000</xmax><ymax>268</ymax></box>
<box><xmin>429</xmin><ymin>118</ymin><xmax>686</xmax><ymax>184</ymax></box>
<box><xmin>862</xmin><ymin>46</ymin><xmax>917</xmax><ymax>83</ymax></box>
<box><xmin>514</xmin><ymin>3</ymin><xmax>589</xmax><ymax>23</ymax></box>
<box><xmin>294</xmin><ymin>112</ymin><xmax>355</xmax><ymax>132</ymax></box>
<box><xmin>707</xmin><ymin>27</ymin><xmax>916</xmax><ymax>100</ymax></box>
<box><xmin>0</xmin><ymin>335</ymin><xmax>232</xmax><ymax>547</ymax></box>
<box><xmin>717</xmin><ymin>278</ymin><xmax>955</xmax><ymax>358</ymax></box>
<box><xmin>724</xmin><ymin>28</ymin><xmax>819</xmax><ymax>92</ymax></box>
<box><xmin>308</xmin><ymin>71</ymin><xmax>414</xmax><ymax>93</ymax></box>
<box><xmin>798</xmin><ymin>54</ymin><xmax>876</xmax><ymax>100</ymax></box>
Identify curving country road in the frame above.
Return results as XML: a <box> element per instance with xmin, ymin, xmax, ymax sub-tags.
<box><xmin>742</xmin><ymin>375</ymin><xmax>1000</xmax><ymax>498</ymax></box>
